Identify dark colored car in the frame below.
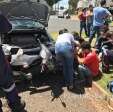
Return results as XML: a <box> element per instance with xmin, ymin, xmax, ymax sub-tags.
<box><xmin>0</xmin><ymin>0</ymin><xmax>56</xmax><ymax>81</ymax></box>
<box><xmin>0</xmin><ymin>0</ymin><xmax>51</xmax><ymax>44</ymax></box>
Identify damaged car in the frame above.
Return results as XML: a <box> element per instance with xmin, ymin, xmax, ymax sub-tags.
<box><xmin>0</xmin><ymin>0</ymin><xmax>58</xmax><ymax>82</ymax></box>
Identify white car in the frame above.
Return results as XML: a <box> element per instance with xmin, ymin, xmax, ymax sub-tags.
<box><xmin>58</xmin><ymin>10</ymin><xmax>65</xmax><ymax>18</ymax></box>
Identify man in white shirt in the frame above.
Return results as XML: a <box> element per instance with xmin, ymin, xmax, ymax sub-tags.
<box><xmin>55</xmin><ymin>29</ymin><xmax>77</xmax><ymax>90</ymax></box>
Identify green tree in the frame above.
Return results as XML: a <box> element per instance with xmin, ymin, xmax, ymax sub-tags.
<box><xmin>68</xmin><ymin>0</ymin><xmax>79</xmax><ymax>14</ymax></box>
<box><xmin>45</xmin><ymin>0</ymin><xmax>61</xmax><ymax>7</ymax></box>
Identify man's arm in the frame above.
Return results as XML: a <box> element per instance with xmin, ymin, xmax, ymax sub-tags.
<box><xmin>77</xmin><ymin>56</ymin><xmax>84</xmax><ymax>64</ymax></box>
<box><xmin>104</xmin><ymin>8</ymin><xmax>112</xmax><ymax>19</ymax></box>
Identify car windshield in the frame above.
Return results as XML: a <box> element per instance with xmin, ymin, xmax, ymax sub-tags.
<box><xmin>10</xmin><ymin>19</ymin><xmax>44</xmax><ymax>29</ymax></box>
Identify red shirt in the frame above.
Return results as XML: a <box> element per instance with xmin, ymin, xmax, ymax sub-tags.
<box><xmin>79</xmin><ymin>12</ymin><xmax>87</xmax><ymax>21</ymax></box>
<box><xmin>83</xmin><ymin>51</ymin><xmax>99</xmax><ymax>76</ymax></box>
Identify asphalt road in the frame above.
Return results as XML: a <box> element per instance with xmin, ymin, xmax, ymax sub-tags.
<box><xmin>48</xmin><ymin>15</ymin><xmax>80</xmax><ymax>33</ymax></box>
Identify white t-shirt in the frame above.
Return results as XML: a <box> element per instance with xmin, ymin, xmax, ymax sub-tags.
<box><xmin>55</xmin><ymin>33</ymin><xmax>75</xmax><ymax>53</ymax></box>
<box><xmin>55</xmin><ymin>33</ymin><xmax>75</xmax><ymax>45</ymax></box>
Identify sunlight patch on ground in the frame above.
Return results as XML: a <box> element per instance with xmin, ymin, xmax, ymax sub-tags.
<box><xmin>97</xmin><ymin>71</ymin><xmax>113</xmax><ymax>94</ymax></box>
<box><xmin>50</xmin><ymin>32</ymin><xmax>58</xmax><ymax>41</ymax></box>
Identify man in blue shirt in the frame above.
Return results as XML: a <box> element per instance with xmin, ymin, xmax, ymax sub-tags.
<box><xmin>89</xmin><ymin>0</ymin><xmax>111</xmax><ymax>45</ymax></box>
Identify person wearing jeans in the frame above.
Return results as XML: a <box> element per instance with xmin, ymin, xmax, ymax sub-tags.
<box><xmin>89</xmin><ymin>26</ymin><xmax>101</xmax><ymax>44</ymax></box>
<box><xmin>56</xmin><ymin>46</ymin><xmax>74</xmax><ymax>87</ymax></box>
<box><xmin>78</xmin><ymin>41</ymin><xmax>99</xmax><ymax>87</ymax></box>
<box><xmin>78</xmin><ymin>8</ymin><xmax>88</xmax><ymax>37</ymax></box>
<box><xmin>86</xmin><ymin>5</ymin><xmax>93</xmax><ymax>37</ymax></box>
<box><xmin>55</xmin><ymin>29</ymin><xmax>78</xmax><ymax>90</ymax></box>
<box><xmin>78</xmin><ymin>64</ymin><xmax>92</xmax><ymax>87</ymax></box>
<box><xmin>89</xmin><ymin>0</ymin><xmax>111</xmax><ymax>45</ymax></box>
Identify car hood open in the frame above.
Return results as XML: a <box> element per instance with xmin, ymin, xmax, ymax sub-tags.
<box><xmin>0</xmin><ymin>0</ymin><xmax>49</xmax><ymax>27</ymax></box>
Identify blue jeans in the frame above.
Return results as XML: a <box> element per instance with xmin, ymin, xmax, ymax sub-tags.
<box><xmin>89</xmin><ymin>26</ymin><xmax>101</xmax><ymax>45</ymax></box>
<box><xmin>56</xmin><ymin>49</ymin><xmax>74</xmax><ymax>86</ymax></box>
<box><xmin>80</xmin><ymin>21</ymin><xmax>88</xmax><ymax>37</ymax></box>
<box><xmin>78</xmin><ymin>65</ymin><xmax>92</xmax><ymax>87</ymax></box>
<box><xmin>87</xmin><ymin>22</ymin><xmax>93</xmax><ymax>37</ymax></box>
<box><xmin>78</xmin><ymin>65</ymin><xmax>92</xmax><ymax>77</ymax></box>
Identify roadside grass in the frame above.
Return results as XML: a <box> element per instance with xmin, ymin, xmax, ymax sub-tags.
<box><xmin>110</xmin><ymin>22</ymin><xmax>113</xmax><ymax>27</ymax></box>
<box><xmin>50</xmin><ymin>32</ymin><xmax>58</xmax><ymax>41</ymax></box>
<box><xmin>50</xmin><ymin>31</ymin><xmax>113</xmax><ymax>93</ymax></box>
<box><xmin>97</xmin><ymin>72</ymin><xmax>113</xmax><ymax>94</ymax></box>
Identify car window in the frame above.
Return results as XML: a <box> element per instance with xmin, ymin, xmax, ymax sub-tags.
<box><xmin>10</xmin><ymin>19</ymin><xmax>44</xmax><ymax>29</ymax></box>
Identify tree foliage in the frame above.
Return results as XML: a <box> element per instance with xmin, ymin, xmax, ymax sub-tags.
<box><xmin>45</xmin><ymin>0</ymin><xmax>61</xmax><ymax>7</ymax></box>
<box><xmin>68</xmin><ymin>0</ymin><xmax>79</xmax><ymax>10</ymax></box>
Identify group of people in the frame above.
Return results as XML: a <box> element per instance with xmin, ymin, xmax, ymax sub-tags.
<box><xmin>55</xmin><ymin>0</ymin><xmax>113</xmax><ymax>90</ymax></box>
<box><xmin>0</xmin><ymin>0</ymin><xmax>113</xmax><ymax>111</ymax></box>
<box><xmin>55</xmin><ymin>28</ymin><xmax>99</xmax><ymax>90</ymax></box>
<box><xmin>78</xmin><ymin>4</ymin><xmax>93</xmax><ymax>38</ymax></box>
<box><xmin>78</xmin><ymin>0</ymin><xmax>111</xmax><ymax>46</ymax></box>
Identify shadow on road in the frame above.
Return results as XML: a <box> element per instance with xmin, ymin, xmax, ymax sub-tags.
<box><xmin>0</xmin><ymin>73</ymin><xmax>86</xmax><ymax>100</ymax></box>
<box><xmin>0</xmin><ymin>73</ymin><xmax>87</xmax><ymax>111</ymax></box>
<box><xmin>17</xmin><ymin>73</ymin><xmax>86</xmax><ymax>95</ymax></box>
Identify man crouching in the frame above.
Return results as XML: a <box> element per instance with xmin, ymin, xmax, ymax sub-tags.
<box><xmin>77</xmin><ymin>41</ymin><xmax>100</xmax><ymax>87</ymax></box>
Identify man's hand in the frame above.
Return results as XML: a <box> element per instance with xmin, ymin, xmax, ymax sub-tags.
<box><xmin>77</xmin><ymin>56</ymin><xmax>84</xmax><ymax>64</ymax></box>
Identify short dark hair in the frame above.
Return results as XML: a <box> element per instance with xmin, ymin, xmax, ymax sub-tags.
<box><xmin>63</xmin><ymin>28</ymin><xmax>68</xmax><ymax>33</ymax></box>
<box><xmin>82</xmin><ymin>8</ymin><xmax>86</xmax><ymax>12</ymax></box>
<box><xmin>59</xmin><ymin>28</ymin><xmax>68</xmax><ymax>35</ymax></box>
<box><xmin>100</xmin><ymin>0</ymin><xmax>106</xmax><ymax>6</ymax></box>
<box><xmin>89</xmin><ymin>4</ymin><xmax>93</xmax><ymax>8</ymax></box>
<box><xmin>59</xmin><ymin>29</ymin><xmax>64</xmax><ymax>35</ymax></box>
<box><xmin>72</xmin><ymin>31</ymin><xmax>79</xmax><ymax>37</ymax></box>
<box><xmin>81</xmin><ymin>41</ymin><xmax>91</xmax><ymax>50</ymax></box>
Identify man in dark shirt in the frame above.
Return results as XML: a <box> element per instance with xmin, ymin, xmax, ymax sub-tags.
<box><xmin>0</xmin><ymin>12</ymin><xmax>26</xmax><ymax>112</ymax></box>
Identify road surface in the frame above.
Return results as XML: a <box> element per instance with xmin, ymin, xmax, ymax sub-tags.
<box><xmin>48</xmin><ymin>15</ymin><xmax>80</xmax><ymax>33</ymax></box>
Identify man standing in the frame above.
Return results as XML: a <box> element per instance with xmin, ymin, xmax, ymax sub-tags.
<box><xmin>0</xmin><ymin>12</ymin><xmax>25</xmax><ymax>112</ymax></box>
<box><xmin>78</xmin><ymin>8</ymin><xmax>88</xmax><ymax>37</ymax></box>
<box><xmin>89</xmin><ymin>0</ymin><xmax>111</xmax><ymax>45</ymax></box>
<box><xmin>86</xmin><ymin>5</ymin><xmax>93</xmax><ymax>37</ymax></box>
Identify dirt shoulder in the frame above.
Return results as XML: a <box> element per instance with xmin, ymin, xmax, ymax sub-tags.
<box><xmin>1</xmin><ymin>82</ymin><xmax>112</xmax><ymax>112</ymax></box>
